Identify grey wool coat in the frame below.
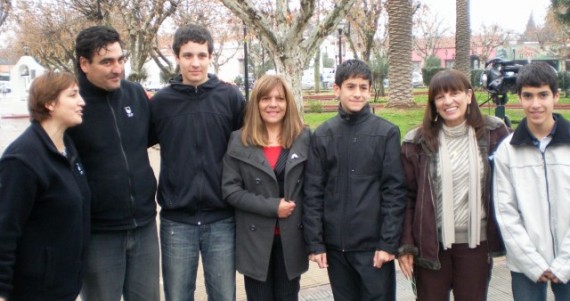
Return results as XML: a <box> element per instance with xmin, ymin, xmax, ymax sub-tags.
<box><xmin>222</xmin><ymin>128</ymin><xmax>310</xmax><ymax>282</ymax></box>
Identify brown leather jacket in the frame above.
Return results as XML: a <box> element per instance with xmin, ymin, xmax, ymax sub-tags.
<box><xmin>399</xmin><ymin>116</ymin><xmax>510</xmax><ymax>270</ymax></box>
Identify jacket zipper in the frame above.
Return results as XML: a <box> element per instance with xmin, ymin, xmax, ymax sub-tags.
<box><xmin>340</xmin><ymin>123</ymin><xmax>355</xmax><ymax>252</ymax></box>
<box><xmin>541</xmin><ymin>148</ymin><xmax>557</xmax><ymax>257</ymax></box>
<box><xmin>425</xmin><ymin>156</ymin><xmax>439</xmax><ymax>260</ymax></box>
<box><xmin>107</xmin><ymin>96</ymin><xmax>138</xmax><ymax>227</ymax></box>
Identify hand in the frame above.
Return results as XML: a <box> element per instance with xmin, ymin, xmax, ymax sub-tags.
<box><xmin>542</xmin><ymin>269</ymin><xmax>562</xmax><ymax>283</ymax></box>
<box><xmin>277</xmin><ymin>198</ymin><xmax>296</xmax><ymax>218</ymax></box>
<box><xmin>309</xmin><ymin>253</ymin><xmax>328</xmax><ymax>269</ymax></box>
<box><xmin>538</xmin><ymin>271</ymin><xmax>550</xmax><ymax>282</ymax></box>
<box><xmin>373</xmin><ymin>250</ymin><xmax>395</xmax><ymax>269</ymax></box>
<box><xmin>398</xmin><ymin>254</ymin><xmax>414</xmax><ymax>279</ymax></box>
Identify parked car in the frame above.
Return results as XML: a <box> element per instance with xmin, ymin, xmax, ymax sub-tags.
<box><xmin>412</xmin><ymin>71</ymin><xmax>424</xmax><ymax>87</ymax></box>
<box><xmin>301</xmin><ymin>76</ymin><xmax>314</xmax><ymax>90</ymax></box>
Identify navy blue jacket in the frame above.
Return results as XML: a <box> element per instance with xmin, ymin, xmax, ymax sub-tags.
<box><xmin>0</xmin><ymin>122</ymin><xmax>91</xmax><ymax>300</ymax></box>
<box><xmin>150</xmin><ymin>74</ymin><xmax>245</xmax><ymax>225</ymax></box>
<box><xmin>68</xmin><ymin>74</ymin><xmax>157</xmax><ymax>231</ymax></box>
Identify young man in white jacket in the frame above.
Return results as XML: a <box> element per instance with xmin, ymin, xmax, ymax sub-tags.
<box><xmin>493</xmin><ymin>62</ymin><xmax>570</xmax><ymax>301</ymax></box>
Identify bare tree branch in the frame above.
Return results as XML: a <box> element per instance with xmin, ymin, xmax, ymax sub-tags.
<box><xmin>0</xmin><ymin>0</ymin><xmax>12</xmax><ymax>29</ymax></box>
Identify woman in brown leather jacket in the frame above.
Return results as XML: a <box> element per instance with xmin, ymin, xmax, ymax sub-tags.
<box><xmin>398</xmin><ymin>69</ymin><xmax>510</xmax><ymax>300</ymax></box>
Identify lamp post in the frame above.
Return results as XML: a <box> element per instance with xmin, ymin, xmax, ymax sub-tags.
<box><xmin>337</xmin><ymin>22</ymin><xmax>344</xmax><ymax>66</ymax></box>
<box><xmin>243</xmin><ymin>21</ymin><xmax>249</xmax><ymax>101</ymax></box>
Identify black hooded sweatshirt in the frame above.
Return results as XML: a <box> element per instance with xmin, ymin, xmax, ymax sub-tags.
<box><xmin>150</xmin><ymin>74</ymin><xmax>245</xmax><ymax>225</ymax></box>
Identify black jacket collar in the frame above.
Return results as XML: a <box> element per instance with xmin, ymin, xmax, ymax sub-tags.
<box><xmin>511</xmin><ymin>113</ymin><xmax>570</xmax><ymax>146</ymax></box>
<box><xmin>169</xmin><ymin>73</ymin><xmax>220</xmax><ymax>95</ymax></box>
<box><xmin>78</xmin><ymin>73</ymin><xmax>117</xmax><ymax>97</ymax></box>
<box><xmin>338</xmin><ymin>103</ymin><xmax>372</xmax><ymax>124</ymax></box>
<box><xmin>30</xmin><ymin>121</ymin><xmax>77</xmax><ymax>163</ymax></box>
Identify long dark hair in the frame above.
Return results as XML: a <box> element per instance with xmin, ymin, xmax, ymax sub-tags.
<box><xmin>419</xmin><ymin>69</ymin><xmax>485</xmax><ymax>152</ymax></box>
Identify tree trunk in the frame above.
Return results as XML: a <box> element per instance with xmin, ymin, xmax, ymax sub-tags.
<box><xmin>272</xmin><ymin>50</ymin><xmax>306</xmax><ymax>115</ymax></box>
<box><xmin>386</xmin><ymin>0</ymin><xmax>415</xmax><ymax>108</ymax></box>
<box><xmin>455</xmin><ymin>0</ymin><xmax>471</xmax><ymax>78</ymax></box>
<box><xmin>314</xmin><ymin>48</ymin><xmax>321</xmax><ymax>93</ymax></box>
<box><xmin>219</xmin><ymin>0</ymin><xmax>356</xmax><ymax>115</ymax></box>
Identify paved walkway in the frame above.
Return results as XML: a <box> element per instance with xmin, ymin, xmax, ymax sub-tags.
<box><xmin>295</xmin><ymin>256</ymin><xmax>555</xmax><ymax>301</ymax></box>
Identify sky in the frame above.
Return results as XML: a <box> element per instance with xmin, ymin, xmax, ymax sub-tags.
<box><xmin>420</xmin><ymin>0</ymin><xmax>552</xmax><ymax>34</ymax></box>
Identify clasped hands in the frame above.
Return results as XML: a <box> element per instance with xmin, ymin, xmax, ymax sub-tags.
<box><xmin>308</xmin><ymin>250</ymin><xmax>395</xmax><ymax>269</ymax></box>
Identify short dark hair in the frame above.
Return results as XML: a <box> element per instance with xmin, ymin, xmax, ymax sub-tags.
<box><xmin>28</xmin><ymin>71</ymin><xmax>78</xmax><ymax>122</ymax></box>
<box><xmin>334</xmin><ymin>59</ymin><xmax>372</xmax><ymax>86</ymax></box>
<box><xmin>516</xmin><ymin>62</ymin><xmax>558</xmax><ymax>95</ymax></box>
<box><xmin>75</xmin><ymin>26</ymin><xmax>123</xmax><ymax>75</ymax></box>
<box><xmin>172</xmin><ymin>24</ymin><xmax>214</xmax><ymax>57</ymax></box>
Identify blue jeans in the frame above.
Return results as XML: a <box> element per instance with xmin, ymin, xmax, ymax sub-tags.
<box><xmin>512</xmin><ymin>271</ymin><xmax>570</xmax><ymax>301</ymax></box>
<box><xmin>161</xmin><ymin>216</ymin><xmax>236</xmax><ymax>301</ymax></box>
<box><xmin>81</xmin><ymin>221</ymin><xmax>160</xmax><ymax>301</ymax></box>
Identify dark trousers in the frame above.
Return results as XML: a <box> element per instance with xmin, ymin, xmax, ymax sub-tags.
<box><xmin>414</xmin><ymin>241</ymin><xmax>492</xmax><ymax>301</ymax></box>
<box><xmin>326</xmin><ymin>250</ymin><xmax>396</xmax><ymax>301</ymax></box>
<box><xmin>244</xmin><ymin>237</ymin><xmax>300</xmax><ymax>301</ymax></box>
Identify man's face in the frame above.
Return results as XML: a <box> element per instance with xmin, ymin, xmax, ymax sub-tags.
<box><xmin>80</xmin><ymin>42</ymin><xmax>125</xmax><ymax>91</ymax></box>
<box><xmin>176</xmin><ymin>41</ymin><xmax>211</xmax><ymax>86</ymax></box>
<box><xmin>334</xmin><ymin>76</ymin><xmax>371</xmax><ymax>114</ymax></box>
<box><xmin>519</xmin><ymin>84</ymin><xmax>558</xmax><ymax>133</ymax></box>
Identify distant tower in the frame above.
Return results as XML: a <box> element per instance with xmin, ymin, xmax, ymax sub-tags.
<box><xmin>523</xmin><ymin>12</ymin><xmax>538</xmax><ymax>41</ymax></box>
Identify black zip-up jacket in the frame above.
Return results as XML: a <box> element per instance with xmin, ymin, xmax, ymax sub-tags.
<box><xmin>68</xmin><ymin>74</ymin><xmax>157</xmax><ymax>231</ymax></box>
<box><xmin>150</xmin><ymin>74</ymin><xmax>245</xmax><ymax>225</ymax></box>
<box><xmin>303</xmin><ymin>105</ymin><xmax>407</xmax><ymax>254</ymax></box>
<box><xmin>0</xmin><ymin>122</ymin><xmax>91</xmax><ymax>300</ymax></box>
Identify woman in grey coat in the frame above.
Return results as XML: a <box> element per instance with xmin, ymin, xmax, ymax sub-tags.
<box><xmin>222</xmin><ymin>74</ymin><xmax>309</xmax><ymax>301</ymax></box>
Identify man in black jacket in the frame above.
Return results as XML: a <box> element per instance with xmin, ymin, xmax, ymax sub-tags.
<box><xmin>303</xmin><ymin>60</ymin><xmax>407</xmax><ymax>301</ymax></box>
<box><xmin>68</xmin><ymin>26</ymin><xmax>159</xmax><ymax>301</ymax></box>
<box><xmin>150</xmin><ymin>24</ymin><xmax>245</xmax><ymax>300</ymax></box>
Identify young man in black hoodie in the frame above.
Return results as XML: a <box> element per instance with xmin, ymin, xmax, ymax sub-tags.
<box><xmin>150</xmin><ymin>24</ymin><xmax>245</xmax><ymax>300</ymax></box>
<box><xmin>68</xmin><ymin>26</ymin><xmax>159</xmax><ymax>301</ymax></box>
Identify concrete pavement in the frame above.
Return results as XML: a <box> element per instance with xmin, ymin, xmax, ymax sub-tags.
<box><xmin>294</xmin><ymin>257</ymin><xmax>555</xmax><ymax>301</ymax></box>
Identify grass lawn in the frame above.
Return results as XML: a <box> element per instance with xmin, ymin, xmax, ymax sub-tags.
<box><xmin>304</xmin><ymin>92</ymin><xmax>570</xmax><ymax>138</ymax></box>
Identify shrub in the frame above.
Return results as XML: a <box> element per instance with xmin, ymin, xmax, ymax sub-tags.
<box><xmin>307</xmin><ymin>100</ymin><xmax>323</xmax><ymax>113</ymax></box>
<box><xmin>422</xmin><ymin>67</ymin><xmax>447</xmax><ymax>86</ymax></box>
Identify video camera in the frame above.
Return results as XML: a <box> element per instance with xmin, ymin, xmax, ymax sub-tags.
<box><xmin>482</xmin><ymin>58</ymin><xmax>521</xmax><ymax>105</ymax></box>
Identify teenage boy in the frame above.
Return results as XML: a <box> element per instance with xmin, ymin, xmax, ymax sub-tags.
<box><xmin>303</xmin><ymin>59</ymin><xmax>407</xmax><ymax>301</ymax></box>
<box><xmin>70</xmin><ymin>26</ymin><xmax>159</xmax><ymax>300</ymax></box>
<box><xmin>150</xmin><ymin>24</ymin><xmax>245</xmax><ymax>301</ymax></box>
<box><xmin>493</xmin><ymin>61</ymin><xmax>570</xmax><ymax>301</ymax></box>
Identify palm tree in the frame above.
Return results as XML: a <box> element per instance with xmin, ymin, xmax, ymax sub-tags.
<box><xmin>455</xmin><ymin>0</ymin><xmax>471</xmax><ymax>78</ymax></box>
<box><xmin>386</xmin><ymin>0</ymin><xmax>415</xmax><ymax>108</ymax></box>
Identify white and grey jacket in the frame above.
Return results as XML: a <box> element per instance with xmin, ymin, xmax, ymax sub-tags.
<box><xmin>493</xmin><ymin>113</ymin><xmax>570</xmax><ymax>283</ymax></box>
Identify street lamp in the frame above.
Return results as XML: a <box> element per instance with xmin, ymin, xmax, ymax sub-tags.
<box><xmin>243</xmin><ymin>21</ymin><xmax>250</xmax><ymax>101</ymax></box>
<box><xmin>337</xmin><ymin>22</ymin><xmax>345</xmax><ymax>66</ymax></box>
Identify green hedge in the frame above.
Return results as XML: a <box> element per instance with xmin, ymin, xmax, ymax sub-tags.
<box><xmin>471</xmin><ymin>69</ymin><xmax>484</xmax><ymax>88</ymax></box>
<box><xmin>421</xmin><ymin>67</ymin><xmax>447</xmax><ymax>86</ymax></box>
<box><xmin>421</xmin><ymin>68</ymin><xmax>485</xmax><ymax>88</ymax></box>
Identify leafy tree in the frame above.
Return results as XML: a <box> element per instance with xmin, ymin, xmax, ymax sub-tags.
<box><xmin>424</xmin><ymin>55</ymin><xmax>441</xmax><ymax>68</ymax></box>
<box><xmin>553</xmin><ymin>0</ymin><xmax>570</xmax><ymax>24</ymax></box>
<box><xmin>370</xmin><ymin>54</ymin><xmax>388</xmax><ymax>100</ymax></box>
